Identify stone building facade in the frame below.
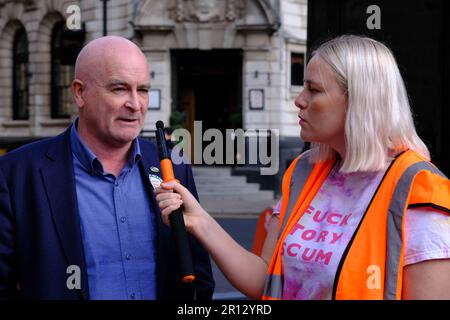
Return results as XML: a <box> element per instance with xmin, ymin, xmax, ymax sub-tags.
<box><xmin>0</xmin><ymin>0</ymin><xmax>307</xmax><ymax>176</ymax></box>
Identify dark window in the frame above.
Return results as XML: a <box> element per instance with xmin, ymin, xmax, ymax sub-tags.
<box><xmin>12</xmin><ymin>27</ymin><xmax>29</xmax><ymax>120</ymax></box>
<box><xmin>51</xmin><ymin>21</ymin><xmax>84</xmax><ymax>118</ymax></box>
<box><xmin>290</xmin><ymin>52</ymin><xmax>305</xmax><ymax>86</ymax></box>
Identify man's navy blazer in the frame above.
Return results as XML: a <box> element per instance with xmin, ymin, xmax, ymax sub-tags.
<box><xmin>0</xmin><ymin>127</ymin><xmax>214</xmax><ymax>300</ymax></box>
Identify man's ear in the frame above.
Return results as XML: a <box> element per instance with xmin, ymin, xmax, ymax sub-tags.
<box><xmin>71</xmin><ymin>79</ymin><xmax>85</xmax><ymax>109</ymax></box>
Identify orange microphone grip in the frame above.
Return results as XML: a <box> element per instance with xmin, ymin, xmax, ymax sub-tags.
<box><xmin>160</xmin><ymin>159</ymin><xmax>179</xmax><ymax>183</ymax></box>
<box><xmin>182</xmin><ymin>275</ymin><xmax>195</xmax><ymax>283</ymax></box>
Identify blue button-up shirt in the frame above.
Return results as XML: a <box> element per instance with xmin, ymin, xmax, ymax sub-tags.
<box><xmin>70</xmin><ymin>121</ymin><xmax>157</xmax><ymax>300</ymax></box>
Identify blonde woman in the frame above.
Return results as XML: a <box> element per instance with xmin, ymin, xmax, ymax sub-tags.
<box><xmin>156</xmin><ymin>35</ymin><xmax>450</xmax><ymax>300</ymax></box>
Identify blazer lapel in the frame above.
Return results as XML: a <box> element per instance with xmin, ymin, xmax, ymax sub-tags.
<box><xmin>138</xmin><ymin>138</ymin><xmax>171</xmax><ymax>299</ymax></box>
<box><xmin>40</xmin><ymin>128</ymin><xmax>89</xmax><ymax>299</ymax></box>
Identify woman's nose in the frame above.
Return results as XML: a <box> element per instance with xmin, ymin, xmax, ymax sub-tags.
<box><xmin>295</xmin><ymin>90</ymin><xmax>307</xmax><ymax>109</ymax></box>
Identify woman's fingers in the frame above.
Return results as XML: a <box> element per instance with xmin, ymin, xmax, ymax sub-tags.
<box><xmin>161</xmin><ymin>181</ymin><xmax>191</xmax><ymax>199</ymax></box>
<box><xmin>155</xmin><ymin>191</ymin><xmax>181</xmax><ymax>202</ymax></box>
<box><xmin>158</xmin><ymin>198</ymin><xmax>182</xmax><ymax>210</ymax></box>
<box><xmin>155</xmin><ymin>185</ymin><xmax>173</xmax><ymax>195</ymax></box>
<box><xmin>161</xmin><ymin>201</ymin><xmax>183</xmax><ymax>226</ymax></box>
<box><xmin>156</xmin><ymin>181</ymin><xmax>197</xmax><ymax>210</ymax></box>
<box><xmin>159</xmin><ymin>180</ymin><xmax>177</xmax><ymax>190</ymax></box>
<box><xmin>156</xmin><ymin>187</ymin><xmax>183</xmax><ymax>227</ymax></box>
<box><xmin>161</xmin><ymin>201</ymin><xmax>183</xmax><ymax>217</ymax></box>
<box><xmin>156</xmin><ymin>180</ymin><xmax>204</xmax><ymax>229</ymax></box>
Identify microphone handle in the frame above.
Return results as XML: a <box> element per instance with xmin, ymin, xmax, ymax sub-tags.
<box><xmin>169</xmin><ymin>206</ymin><xmax>195</xmax><ymax>283</ymax></box>
<box><xmin>155</xmin><ymin>122</ymin><xmax>195</xmax><ymax>283</ymax></box>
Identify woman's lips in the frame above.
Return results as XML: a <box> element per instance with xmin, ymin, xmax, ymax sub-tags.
<box><xmin>298</xmin><ymin>115</ymin><xmax>306</xmax><ymax>124</ymax></box>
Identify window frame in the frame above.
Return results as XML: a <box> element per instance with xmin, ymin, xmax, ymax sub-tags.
<box><xmin>51</xmin><ymin>21</ymin><xmax>84</xmax><ymax>119</ymax></box>
<box><xmin>286</xmin><ymin>43</ymin><xmax>307</xmax><ymax>99</ymax></box>
<box><xmin>12</xmin><ymin>27</ymin><xmax>29</xmax><ymax>120</ymax></box>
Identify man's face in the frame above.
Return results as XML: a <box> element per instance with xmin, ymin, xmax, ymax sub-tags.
<box><xmin>80</xmin><ymin>51</ymin><xmax>150</xmax><ymax>148</ymax></box>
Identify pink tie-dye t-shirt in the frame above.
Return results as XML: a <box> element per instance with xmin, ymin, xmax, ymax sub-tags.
<box><xmin>273</xmin><ymin>164</ymin><xmax>450</xmax><ymax>300</ymax></box>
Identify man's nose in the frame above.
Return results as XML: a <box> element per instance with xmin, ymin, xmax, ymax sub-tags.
<box><xmin>126</xmin><ymin>91</ymin><xmax>141</xmax><ymax>111</ymax></box>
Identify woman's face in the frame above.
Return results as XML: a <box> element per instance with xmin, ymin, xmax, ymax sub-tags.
<box><xmin>295</xmin><ymin>55</ymin><xmax>348</xmax><ymax>153</ymax></box>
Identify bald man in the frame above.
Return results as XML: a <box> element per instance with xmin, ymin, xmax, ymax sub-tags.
<box><xmin>0</xmin><ymin>36</ymin><xmax>214</xmax><ymax>300</ymax></box>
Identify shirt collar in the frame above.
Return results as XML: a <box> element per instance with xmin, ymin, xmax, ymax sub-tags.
<box><xmin>70</xmin><ymin>118</ymin><xmax>142</xmax><ymax>175</ymax></box>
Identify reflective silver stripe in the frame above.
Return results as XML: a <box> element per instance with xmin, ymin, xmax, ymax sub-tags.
<box><xmin>384</xmin><ymin>161</ymin><xmax>446</xmax><ymax>299</ymax></box>
<box><xmin>263</xmin><ymin>274</ymin><xmax>283</xmax><ymax>299</ymax></box>
<box><xmin>280</xmin><ymin>151</ymin><xmax>314</xmax><ymax>236</ymax></box>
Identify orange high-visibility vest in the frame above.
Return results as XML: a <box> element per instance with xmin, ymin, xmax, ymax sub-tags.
<box><xmin>252</xmin><ymin>207</ymin><xmax>274</xmax><ymax>256</ymax></box>
<box><xmin>262</xmin><ymin>149</ymin><xmax>450</xmax><ymax>300</ymax></box>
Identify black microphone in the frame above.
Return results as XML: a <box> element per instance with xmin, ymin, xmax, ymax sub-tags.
<box><xmin>155</xmin><ymin>121</ymin><xmax>195</xmax><ymax>283</ymax></box>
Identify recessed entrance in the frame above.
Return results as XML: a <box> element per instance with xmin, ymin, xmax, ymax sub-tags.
<box><xmin>171</xmin><ymin>49</ymin><xmax>243</xmax><ymax>165</ymax></box>
<box><xmin>171</xmin><ymin>49</ymin><xmax>243</xmax><ymax>134</ymax></box>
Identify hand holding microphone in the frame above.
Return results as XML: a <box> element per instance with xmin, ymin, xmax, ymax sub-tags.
<box><xmin>156</xmin><ymin>180</ymin><xmax>207</xmax><ymax>231</ymax></box>
<box><xmin>155</xmin><ymin>120</ymin><xmax>195</xmax><ymax>283</ymax></box>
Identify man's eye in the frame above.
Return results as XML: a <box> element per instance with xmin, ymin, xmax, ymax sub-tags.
<box><xmin>113</xmin><ymin>87</ymin><xmax>126</xmax><ymax>92</ymax></box>
<box><xmin>139</xmin><ymin>88</ymin><xmax>149</xmax><ymax>93</ymax></box>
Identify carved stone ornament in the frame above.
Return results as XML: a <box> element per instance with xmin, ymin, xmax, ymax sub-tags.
<box><xmin>173</xmin><ymin>0</ymin><xmax>242</xmax><ymax>23</ymax></box>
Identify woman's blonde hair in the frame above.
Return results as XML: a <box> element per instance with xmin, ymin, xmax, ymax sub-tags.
<box><xmin>309</xmin><ymin>35</ymin><xmax>429</xmax><ymax>172</ymax></box>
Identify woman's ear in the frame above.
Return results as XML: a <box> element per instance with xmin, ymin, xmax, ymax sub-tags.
<box><xmin>343</xmin><ymin>92</ymin><xmax>349</xmax><ymax>112</ymax></box>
